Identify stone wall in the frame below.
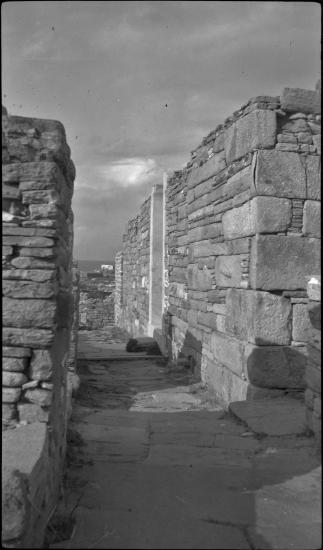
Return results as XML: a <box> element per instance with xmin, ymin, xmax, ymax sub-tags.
<box><xmin>117</xmin><ymin>196</ymin><xmax>151</xmax><ymax>336</ymax></box>
<box><xmin>79</xmin><ymin>291</ymin><xmax>114</xmax><ymax>329</ymax></box>
<box><xmin>163</xmin><ymin>85</ymin><xmax>320</xmax><ymax>405</ymax></box>
<box><xmin>114</xmin><ymin>251</ymin><xmax>123</xmax><ymax>327</ymax></box>
<box><xmin>305</xmin><ymin>276</ymin><xmax>321</xmax><ymax>448</ymax></box>
<box><xmin>66</xmin><ymin>261</ymin><xmax>80</xmax><ymax>416</ymax></box>
<box><xmin>2</xmin><ymin>106</ymin><xmax>76</xmax><ymax>547</ymax></box>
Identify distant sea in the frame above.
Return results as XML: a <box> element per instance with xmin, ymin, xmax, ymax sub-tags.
<box><xmin>77</xmin><ymin>259</ymin><xmax>114</xmax><ymax>273</ymax></box>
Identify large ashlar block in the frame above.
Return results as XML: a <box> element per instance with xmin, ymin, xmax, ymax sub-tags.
<box><xmin>250</xmin><ymin>235</ymin><xmax>321</xmax><ymax>290</ymax></box>
<box><xmin>187</xmin><ymin>151</ymin><xmax>226</xmax><ymax>187</ymax></box>
<box><xmin>225</xmin><ymin>109</ymin><xmax>276</xmax><ymax>163</ymax></box>
<box><xmin>280</xmin><ymin>87</ymin><xmax>321</xmax><ymax>114</ymax></box>
<box><xmin>3</xmin><ymin>298</ymin><xmax>57</xmax><ymax>329</ymax></box>
<box><xmin>226</xmin><ymin>289</ymin><xmax>291</xmax><ymax>345</ymax></box>
<box><xmin>245</xmin><ymin>344</ymin><xmax>306</xmax><ymax>388</ymax></box>
<box><xmin>223</xmin><ymin>164</ymin><xmax>254</xmax><ymax>198</ymax></box>
<box><xmin>215</xmin><ymin>255</ymin><xmax>244</xmax><ymax>288</ymax></box>
<box><xmin>303</xmin><ymin>200</ymin><xmax>321</xmax><ymax>238</ymax></box>
<box><xmin>187</xmin><ymin>264</ymin><xmax>212</xmax><ymax>291</ymax></box>
<box><xmin>306</xmin><ymin>156</ymin><xmax>320</xmax><ymax>200</ymax></box>
<box><xmin>210</xmin><ymin>332</ymin><xmax>246</xmax><ymax>376</ymax></box>
<box><xmin>202</xmin><ymin>356</ymin><xmax>249</xmax><ymax>404</ymax></box>
<box><xmin>222</xmin><ymin>197</ymin><xmax>291</xmax><ymax>239</ymax></box>
<box><xmin>255</xmin><ymin>150</ymin><xmax>306</xmax><ymax>198</ymax></box>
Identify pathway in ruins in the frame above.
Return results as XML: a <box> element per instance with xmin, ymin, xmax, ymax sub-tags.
<box><xmin>49</xmin><ymin>328</ymin><xmax>321</xmax><ymax>550</ymax></box>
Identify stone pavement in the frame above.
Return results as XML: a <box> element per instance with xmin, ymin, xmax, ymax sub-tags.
<box><xmin>48</xmin><ymin>329</ymin><xmax>321</xmax><ymax>550</ymax></box>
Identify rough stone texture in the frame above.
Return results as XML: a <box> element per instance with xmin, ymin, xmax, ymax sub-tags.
<box><xmin>225</xmin><ymin>109</ymin><xmax>277</xmax><ymax>163</ymax></box>
<box><xmin>302</xmin><ymin>200</ymin><xmax>321</xmax><ymax>237</ymax></box>
<box><xmin>281</xmin><ymin>87</ymin><xmax>321</xmax><ymax>114</ymax></box>
<box><xmin>2</xmin><ymin>108</ymin><xmax>76</xmax><ymax>548</ymax></box>
<box><xmin>254</xmin><ymin>150</ymin><xmax>306</xmax><ymax>198</ymax></box>
<box><xmin>250</xmin><ymin>235</ymin><xmax>321</xmax><ymax>290</ymax></box>
<box><xmin>305</xmin><ymin>276</ymin><xmax>321</xmax><ymax>448</ymax></box>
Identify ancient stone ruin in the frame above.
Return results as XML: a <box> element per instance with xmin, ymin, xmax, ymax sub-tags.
<box><xmin>115</xmin><ymin>84</ymin><xmax>321</xmax><ymax>420</ymax></box>
<box><xmin>2</xmin><ymin>106</ymin><xmax>78</xmax><ymax>547</ymax></box>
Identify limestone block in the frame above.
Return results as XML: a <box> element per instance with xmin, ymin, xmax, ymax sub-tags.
<box><xmin>222</xmin><ymin>197</ymin><xmax>291</xmax><ymax>240</ymax></box>
<box><xmin>2</xmin><ymin>235</ymin><xmax>55</xmax><ymax>248</ymax></box>
<box><xmin>3</xmin><ymin>328</ymin><xmax>54</xmax><ymax>349</ymax></box>
<box><xmin>3</xmin><ymin>357</ymin><xmax>28</xmax><ymax>372</ymax></box>
<box><xmin>245</xmin><ymin>344</ymin><xmax>306</xmax><ymax>388</ymax></box>
<box><xmin>18</xmin><ymin>403</ymin><xmax>49</xmax><ymax>423</ymax></box>
<box><xmin>3</xmin><ymin>269</ymin><xmax>56</xmax><ymax>282</ymax></box>
<box><xmin>2</xmin><ymin>387</ymin><xmax>22</xmax><ymax>403</ymax></box>
<box><xmin>18</xmin><ymin>247</ymin><xmax>56</xmax><ymax>258</ymax></box>
<box><xmin>226</xmin><ymin>238</ymin><xmax>251</xmax><ymax>255</ymax></box>
<box><xmin>223</xmin><ymin>164</ymin><xmax>254</xmax><ymax>198</ymax></box>
<box><xmin>3</xmin><ymin>347</ymin><xmax>31</xmax><ymax>358</ymax></box>
<box><xmin>225</xmin><ymin>110</ymin><xmax>276</xmax><ymax>163</ymax></box>
<box><xmin>3</xmin><ymin>280</ymin><xmax>57</xmax><ymax>299</ymax></box>
<box><xmin>187</xmin><ymin>151</ymin><xmax>226</xmax><ymax>187</ymax></box>
<box><xmin>210</xmin><ymin>332</ymin><xmax>246</xmax><ymax>376</ymax></box>
<box><xmin>188</xmin><ymin>223</ymin><xmax>222</xmax><ymax>242</ymax></box>
<box><xmin>3</xmin><ymin>371</ymin><xmax>28</xmax><ymax>387</ymax></box>
<box><xmin>2</xmin><ymin>404</ymin><xmax>17</xmax><ymax>423</ymax></box>
<box><xmin>2</xmin><ymin>226</ymin><xmax>57</xmax><ymax>237</ymax></box>
<box><xmin>2</xmin><ymin>470</ymin><xmax>29</xmax><ymax>540</ymax></box>
<box><xmin>189</xmin><ymin>241</ymin><xmax>227</xmax><ymax>259</ymax></box>
<box><xmin>215</xmin><ymin>255</ymin><xmax>243</xmax><ymax>288</ymax></box>
<box><xmin>255</xmin><ymin>150</ymin><xmax>306</xmax><ymax>198</ymax></box>
<box><xmin>302</xmin><ymin>200</ymin><xmax>321</xmax><ymax>238</ymax></box>
<box><xmin>280</xmin><ymin>87</ymin><xmax>320</xmax><ymax>114</ymax></box>
<box><xmin>11</xmin><ymin>257</ymin><xmax>56</xmax><ymax>269</ymax></box>
<box><xmin>226</xmin><ymin>289</ymin><xmax>292</xmax><ymax>345</ymax></box>
<box><xmin>24</xmin><ymin>388</ymin><xmax>53</xmax><ymax>407</ymax></box>
<box><xmin>202</xmin><ymin>358</ymin><xmax>249</xmax><ymax>405</ymax></box>
<box><xmin>3</xmin><ymin>298</ymin><xmax>57</xmax><ymax>329</ymax></box>
<box><xmin>250</xmin><ymin>235</ymin><xmax>321</xmax><ymax>290</ymax></box>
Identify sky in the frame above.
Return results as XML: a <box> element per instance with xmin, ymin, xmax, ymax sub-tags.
<box><xmin>2</xmin><ymin>1</ymin><xmax>321</xmax><ymax>262</ymax></box>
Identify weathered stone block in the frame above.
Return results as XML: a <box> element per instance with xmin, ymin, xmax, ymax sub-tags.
<box><xmin>308</xmin><ymin>301</ymin><xmax>321</xmax><ymax>332</ymax></box>
<box><xmin>302</xmin><ymin>200</ymin><xmax>320</xmax><ymax>238</ymax></box>
<box><xmin>18</xmin><ymin>247</ymin><xmax>56</xmax><ymax>258</ymax></box>
<box><xmin>187</xmin><ymin>264</ymin><xmax>212</xmax><ymax>291</ymax></box>
<box><xmin>222</xmin><ymin>197</ymin><xmax>291</xmax><ymax>239</ymax></box>
<box><xmin>18</xmin><ymin>403</ymin><xmax>49</xmax><ymax>423</ymax></box>
<box><xmin>2</xmin><ymin>387</ymin><xmax>22</xmax><ymax>403</ymax></box>
<box><xmin>3</xmin><ymin>280</ymin><xmax>57</xmax><ymax>299</ymax></box>
<box><xmin>255</xmin><ymin>150</ymin><xmax>306</xmax><ymax>198</ymax></box>
<box><xmin>250</xmin><ymin>235</ymin><xmax>321</xmax><ymax>290</ymax></box>
<box><xmin>225</xmin><ymin>110</ymin><xmax>276</xmax><ymax>163</ymax></box>
<box><xmin>210</xmin><ymin>332</ymin><xmax>245</xmax><ymax>376</ymax></box>
<box><xmin>2</xmin><ymin>404</ymin><xmax>17</xmax><ymax>423</ymax></box>
<box><xmin>306</xmin><ymin>156</ymin><xmax>320</xmax><ymax>200</ymax></box>
<box><xmin>3</xmin><ymin>298</ymin><xmax>57</xmax><ymax>329</ymax></box>
<box><xmin>3</xmin><ymin>371</ymin><xmax>28</xmax><ymax>387</ymax></box>
<box><xmin>2</xmin><ymin>235</ymin><xmax>55</xmax><ymax>248</ymax></box>
<box><xmin>3</xmin><ymin>347</ymin><xmax>31</xmax><ymax>358</ymax></box>
<box><xmin>2</xmin><ymin>470</ymin><xmax>30</xmax><ymax>540</ymax></box>
<box><xmin>3</xmin><ymin>357</ymin><xmax>28</xmax><ymax>372</ymax></box>
<box><xmin>3</xmin><ymin>269</ymin><xmax>56</xmax><ymax>282</ymax></box>
<box><xmin>307</xmin><ymin>275</ymin><xmax>321</xmax><ymax>302</ymax></box>
<box><xmin>29</xmin><ymin>350</ymin><xmax>54</xmax><ymax>381</ymax></box>
<box><xmin>245</xmin><ymin>344</ymin><xmax>306</xmax><ymax>388</ymax></box>
<box><xmin>3</xmin><ymin>328</ymin><xmax>54</xmax><ymax>349</ymax></box>
<box><xmin>226</xmin><ymin>289</ymin><xmax>291</xmax><ymax>345</ymax></box>
<box><xmin>305</xmin><ymin>363</ymin><xmax>320</xmax><ymax>392</ymax></box>
<box><xmin>202</xmin><ymin>357</ymin><xmax>249</xmax><ymax>404</ymax></box>
<box><xmin>11</xmin><ymin>257</ymin><xmax>56</xmax><ymax>269</ymax></box>
<box><xmin>24</xmin><ymin>388</ymin><xmax>53</xmax><ymax>407</ymax></box>
<box><xmin>280</xmin><ymin>87</ymin><xmax>320</xmax><ymax>114</ymax></box>
<box><xmin>215</xmin><ymin>255</ymin><xmax>243</xmax><ymax>288</ymax></box>
<box><xmin>187</xmin><ymin>151</ymin><xmax>226</xmax><ymax>187</ymax></box>
<box><xmin>223</xmin><ymin>164</ymin><xmax>254</xmax><ymax>198</ymax></box>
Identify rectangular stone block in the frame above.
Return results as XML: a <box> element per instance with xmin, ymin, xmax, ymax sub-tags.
<box><xmin>189</xmin><ymin>241</ymin><xmax>227</xmax><ymax>259</ymax></box>
<box><xmin>3</xmin><ymin>328</ymin><xmax>54</xmax><ymax>349</ymax></box>
<box><xmin>2</xmin><ymin>236</ymin><xmax>55</xmax><ymax>248</ymax></box>
<box><xmin>18</xmin><ymin>247</ymin><xmax>56</xmax><ymax>258</ymax></box>
<box><xmin>3</xmin><ymin>280</ymin><xmax>57</xmax><ymax>299</ymax></box>
<box><xmin>201</xmin><ymin>357</ymin><xmax>249</xmax><ymax>405</ymax></box>
<box><xmin>250</xmin><ymin>235</ymin><xmax>321</xmax><ymax>290</ymax></box>
<box><xmin>210</xmin><ymin>332</ymin><xmax>246</xmax><ymax>376</ymax></box>
<box><xmin>245</xmin><ymin>344</ymin><xmax>306</xmax><ymax>388</ymax></box>
<box><xmin>17</xmin><ymin>403</ymin><xmax>49</xmax><ymax>423</ymax></box>
<box><xmin>226</xmin><ymin>289</ymin><xmax>291</xmax><ymax>345</ymax></box>
<box><xmin>302</xmin><ymin>200</ymin><xmax>320</xmax><ymax>238</ymax></box>
<box><xmin>293</xmin><ymin>303</ymin><xmax>321</xmax><ymax>347</ymax></box>
<box><xmin>188</xmin><ymin>223</ymin><xmax>222</xmax><ymax>242</ymax></box>
<box><xmin>187</xmin><ymin>265</ymin><xmax>212</xmax><ymax>291</ymax></box>
<box><xmin>226</xmin><ymin>238</ymin><xmax>250</xmax><ymax>255</ymax></box>
<box><xmin>225</xmin><ymin>110</ymin><xmax>276</xmax><ymax>163</ymax></box>
<box><xmin>2</xmin><ymin>347</ymin><xmax>32</xmax><ymax>358</ymax></box>
<box><xmin>280</xmin><ymin>87</ymin><xmax>320</xmax><ymax>114</ymax></box>
<box><xmin>3</xmin><ymin>357</ymin><xmax>28</xmax><ymax>372</ymax></box>
<box><xmin>3</xmin><ymin>269</ymin><xmax>56</xmax><ymax>282</ymax></box>
<box><xmin>2</xmin><ymin>226</ymin><xmax>57</xmax><ymax>237</ymax></box>
<box><xmin>255</xmin><ymin>150</ymin><xmax>306</xmax><ymax>198</ymax></box>
<box><xmin>223</xmin><ymin>164</ymin><xmax>254</xmax><ymax>198</ymax></box>
<box><xmin>215</xmin><ymin>255</ymin><xmax>244</xmax><ymax>288</ymax></box>
<box><xmin>187</xmin><ymin>151</ymin><xmax>226</xmax><ymax>187</ymax></box>
<box><xmin>3</xmin><ymin>298</ymin><xmax>57</xmax><ymax>329</ymax></box>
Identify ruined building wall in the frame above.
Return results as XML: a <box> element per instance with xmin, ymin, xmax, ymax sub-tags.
<box><xmin>2</xmin><ymin>107</ymin><xmax>76</xmax><ymax>547</ymax></box>
<box><xmin>164</xmin><ymin>85</ymin><xmax>321</xmax><ymax>405</ymax></box>
<box><xmin>305</xmin><ymin>276</ymin><xmax>321</xmax><ymax>448</ymax></box>
<box><xmin>114</xmin><ymin>251</ymin><xmax>123</xmax><ymax>327</ymax></box>
<box><xmin>117</xmin><ymin>196</ymin><xmax>151</xmax><ymax>336</ymax></box>
<box><xmin>66</xmin><ymin>261</ymin><xmax>80</xmax><ymax>415</ymax></box>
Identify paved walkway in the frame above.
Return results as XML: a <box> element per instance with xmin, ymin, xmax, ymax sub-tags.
<box><xmin>49</xmin><ymin>330</ymin><xmax>321</xmax><ymax>550</ymax></box>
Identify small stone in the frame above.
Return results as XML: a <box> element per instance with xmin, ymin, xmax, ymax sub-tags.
<box><xmin>24</xmin><ymin>388</ymin><xmax>52</xmax><ymax>406</ymax></box>
<box><xmin>41</xmin><ymin>382</ymin><xmax>54</xmax><ymax>390</ymax></box>
<box><xmin>3</xmin><ymin>372</ymin><xmax>28</xmax><ymax>387</ymax></box>
<box><xmin>2</xmin><ymin>387</ymin><xmax>22</xmax><ymax>403</ymax></box>
<box><xmin>22</xmin><ymin>380</ymin><xmax>39</xmax><ymax>390</ymax></box>
<box><xmin>289</xmin><ymin>112</ymin><xmax>307</xmax><ymax>119</ymax></box>
<box><xmin>3</xmin><ymin>357</ymin><xmax>28</xmax><ymax>372</ymax></box>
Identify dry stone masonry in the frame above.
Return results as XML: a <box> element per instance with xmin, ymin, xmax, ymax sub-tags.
<box><xmin>2</xmin><ymin>106</ymin><xmax>77</xmax><ymax>547</ymax></box>
<box><xmin>116</xmin><ymin>83</ymin><xmax>321</xmax><ymax>410</ymax></box>
<box><xmin>305</xmin><ymin>276</ymin><xmax>321</xmax><ymax>448</ymax></box>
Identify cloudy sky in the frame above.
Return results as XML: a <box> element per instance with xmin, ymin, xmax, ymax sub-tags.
<box><xmin>2</xmin><ymin>1</ymin><xmax>321</xmax><ymax>261</ymax></box>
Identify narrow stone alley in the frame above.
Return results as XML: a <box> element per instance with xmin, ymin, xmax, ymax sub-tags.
<box><xmin>47</xmin><ymin>329</ymin><xmax>321</xmax><ymax>550</ymax></box>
